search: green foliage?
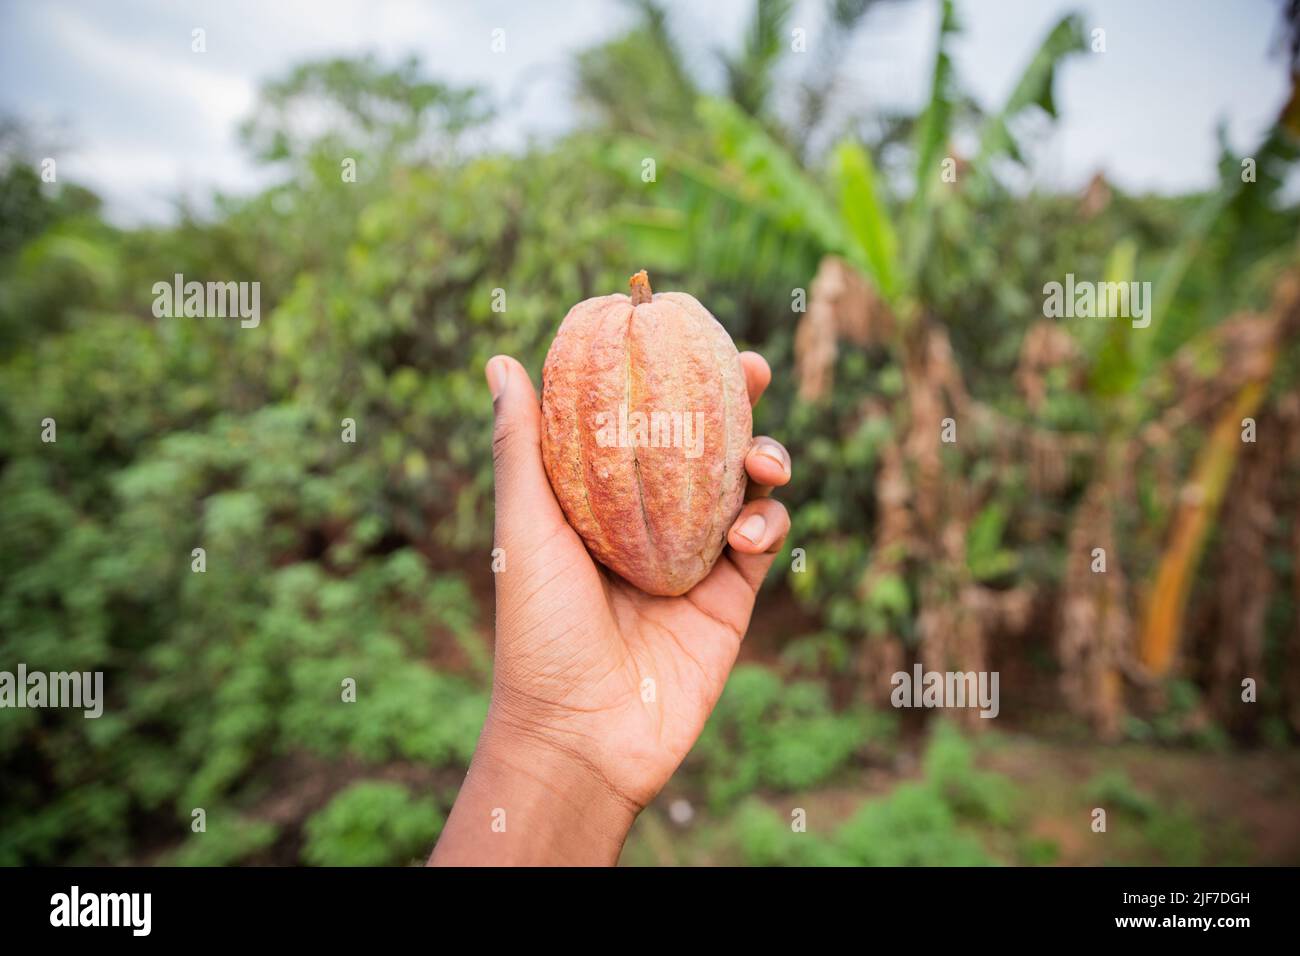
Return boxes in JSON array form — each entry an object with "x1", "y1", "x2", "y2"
[
  {"x1": 695, "y1": 97, "x2": 847, "y2": 255},
  {"x1": 239, "y1": 53, "x2": 490, "y2": 165},
  {"x1": 3, "y1": 0, "x2": 1296, "y2": 867},
  {"x1": 0, "y1": 55, "x2": 604, "y2": 864},
  {"x1": 303, "y1": 782, "x2": 443, "y2": 867},
  {"x1": 732, "y1": 724, "x2": 1009, "y2": 866},
  {"x1": 779, "y1": 630, "x2": 853, "y2": 674},
  {"x1": 1122, "y1": 679, "x2": 1229, "y2": 749},
  {"x1": 922, "y1": 721, "x2": 1016, "y2": 825},
  {"x1": 1140, "y1": 806, "x2": 1205, "y2": 866},
  {"x1": 721, "y1": 0, "x2": 795, "y2": 117},
  {"x1": 1018, "y1": 836, "x2": 1062, "y2": 866},
  {"x1": 575, "y1": 0, "x2": 700, "y2": 139},
  {"x1": 167, "y1": 818, "x2": 280, "y2": 867},
  {"x1": 1085, "y1": 769, "x2": 1158, "y2": 818},
  {"x1": 971, "y1": 15, "x2": 1086, "y2": 175},
  {"x1": 831, "y1": 782, "x2": 995, "y2": 866},
  {"x1": 686, "y1": 665, "x2": 895, "y2": 810},
  {"x1": 902, "y1": 0, "x2": 960, "y2": 284},
  {"x1": 965, "y1": 504, "x2": 1019, "y2": 583},
  {"x1": 1085, "y1": 769, "x2": 1211, "y2": 865},
  {"x1": 832, "y1": 140, "x2": 899, "y2": 297}
]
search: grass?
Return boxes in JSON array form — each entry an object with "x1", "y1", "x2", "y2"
[{"x1": 621, "y1": 727, "x2": 1294, "y2": 866}]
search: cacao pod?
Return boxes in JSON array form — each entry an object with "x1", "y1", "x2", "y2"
[{"x1": 541, "y1": 271, "x2": 752, "y2": 596}]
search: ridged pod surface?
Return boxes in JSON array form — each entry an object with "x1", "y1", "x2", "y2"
[{"x1": 541, "y1": 271, "x2": 751, "y2": 596}]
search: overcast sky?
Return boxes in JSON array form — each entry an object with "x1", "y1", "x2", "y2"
[{"x1": 0, "y1": 0, "x2": 1291, "y2": 223}]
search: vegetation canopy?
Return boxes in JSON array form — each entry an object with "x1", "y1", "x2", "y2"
[{"x1": 1, "y1": 0, "x2": 1298, "y2": 866}]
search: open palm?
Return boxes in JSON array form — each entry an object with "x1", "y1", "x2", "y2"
[{"x1": 485, "y1": 350, "x2": 791, "y2": 812}]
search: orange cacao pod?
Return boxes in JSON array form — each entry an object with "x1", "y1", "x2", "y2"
[{"x1": 541, "y1": 271, "x2": 752, "y2": 596}]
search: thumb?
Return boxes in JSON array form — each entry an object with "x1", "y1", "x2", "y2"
[{"x1": 486, "y1": 355, "x2": 565, "y2": 545}]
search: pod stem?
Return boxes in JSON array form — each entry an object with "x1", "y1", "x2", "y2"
[{"x1": 629, "y1": 270, "x2": 653, "y2": 305}]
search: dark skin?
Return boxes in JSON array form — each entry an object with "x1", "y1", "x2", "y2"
[{"x1": 430, "y1": 351, "x2": 791, "y2": 865}]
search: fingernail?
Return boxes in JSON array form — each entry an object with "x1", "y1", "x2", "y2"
[
  {"x1": 754, "y1": 442, "x2": 788, "y2": 473},
  {"x1": 486, "y1": 356, "x2": 509, "y2": 402},
  {"x1": 735, "y1": 513, "x2": 766, "y2": 544}
]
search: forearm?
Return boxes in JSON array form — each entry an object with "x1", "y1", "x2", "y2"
[{"x1": 428, "y1": 716, "x2": 639, "y2": 866}]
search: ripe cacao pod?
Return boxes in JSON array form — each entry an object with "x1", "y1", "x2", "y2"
[{"x1": 541, "y1": 271, "x2": 752, "y2": 596}]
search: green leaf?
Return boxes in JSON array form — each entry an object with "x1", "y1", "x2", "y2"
[
  {"x1": 1086, "y1": 237, "x2": 1140, "y2": 397},
  {"x1": 966, "y1": 504, "x2": 1019, "y2": 581},
  {"x1": 695, "y1": 97, "x2": 847, "y2": 252},
  {"x1": 722, "y1": 0, "x2": 795, "y2": 116},
  {"x1": 903, "y1": 0, "x2": 960, "y2": 286},
  {"x1": 973, "y1": 14, "x2": 1086, "y2": 172},
  {"x1": 832, "y1": 139, "x2": 900, "y2": 299}
]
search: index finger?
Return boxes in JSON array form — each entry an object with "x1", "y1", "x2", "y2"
[{"x1": 739, "y1": 351, "x2": 771, "y2": 408}]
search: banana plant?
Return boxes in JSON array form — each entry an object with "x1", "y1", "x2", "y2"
[
  {"x1": 1128, "y1": 104, "x2": 1300, "y2": 677},
  {"x1": 601, "y1": 0, "x2": 1086, "y2": 323}
]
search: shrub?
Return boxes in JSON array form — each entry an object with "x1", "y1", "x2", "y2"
[
  {"x1": 686, "y1": 664, "x2": 896, "y2": 810},
  {"x1": 729, "y1": 723, "x2": 1009, "y2": 866},
  {"x1": 303, "y1": 782, "x2": 442, "y2": 867}
]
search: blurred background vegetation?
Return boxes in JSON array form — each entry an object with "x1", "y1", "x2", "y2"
[{"x1": 2, "y1": 0, "x2": 1299, "y2": 866}]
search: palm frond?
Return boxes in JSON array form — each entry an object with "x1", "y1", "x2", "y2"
[
  {"x1": 695, "y1": 97, "x2": 847, "y2": 251},
  {"x1": 832, "y1": 139, "x2": 900, "y2": 298},
  {"x1": 972, "y1": 14, "x2": 1086, "y2": 174},
  {"x1": 901, "y1": 0, "x2": 959, "y2": 287},
  {"x1": 723, "y1": 0, "x2": 795, "y2": 117}
]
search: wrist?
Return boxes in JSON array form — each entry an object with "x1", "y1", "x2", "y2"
[{"x1": 430, "y1": 711, "x2": 640, "y2": 866}]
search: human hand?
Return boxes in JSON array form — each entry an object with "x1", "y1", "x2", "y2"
[{"x1": 429, "y1": 351, "x2": 790, "y2": 865}]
